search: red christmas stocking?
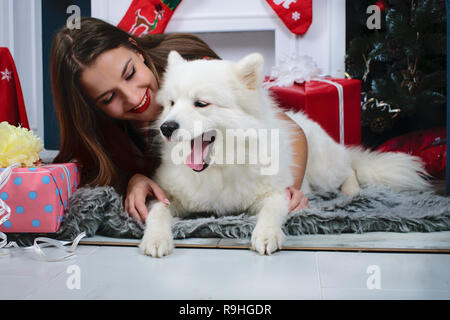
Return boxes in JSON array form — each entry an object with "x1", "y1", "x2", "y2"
[
  {"x1": 118, "y1": 0, "x2": 182, "y2": 37},
  {"x1": 266, "y1": 0, "x2": 313, "y2": 35},
  {"x1": 0, "y1": 47, "x2": 30, "y2": 129}
]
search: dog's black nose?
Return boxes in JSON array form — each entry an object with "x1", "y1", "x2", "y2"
[{"x1": 160, "y1": 121, "x2": 180, "y2": 138}]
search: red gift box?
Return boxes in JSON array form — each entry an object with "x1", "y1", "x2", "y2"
[{"x1": 268, "y1": 78, "x2": 362, "y2": 146}]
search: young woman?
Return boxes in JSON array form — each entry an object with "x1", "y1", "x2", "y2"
[{"x1": 51, "y1": 17, "x2": 309, "y2": 223}]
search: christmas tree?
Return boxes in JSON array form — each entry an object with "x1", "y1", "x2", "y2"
[
  {"x1": 346, "y1": 0, "x2": 446, "y2": 147},
  {"x1": 161, "y1": 0, "x2": 182, "y2": 11}
]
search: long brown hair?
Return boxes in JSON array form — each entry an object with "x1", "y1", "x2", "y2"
[{"x1": 51, "y1": 17, "x2": 220, "y2": 194}]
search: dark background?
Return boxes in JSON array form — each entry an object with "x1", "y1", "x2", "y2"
[{"x1": 42, "y1": 0, "x2": 91, "y2": 150}]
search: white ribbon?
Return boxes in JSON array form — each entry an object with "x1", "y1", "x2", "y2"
[
  {"x1": 0, "y1": 198, "x2": 11, "y2": 226},
  {"x1": 0, "y1": 163, "x2": 86, "y2": 261},
  {"x1": 32, "y1": 232, "x2": 86, "y2": 262},
  {"x1": 47, "y1": 164, "x2": 72, "y2": 198},
  {"x1": 0, "y1": 231, "x2": 86, "y2": 261},
  {"x1": 312, "y1": 78, "x2": 345, "y2": 145},
  {"x1": 0, "y1": 163, "x2": 21, "y2": 255},
  {"x1": 0, "y1": 163, "x2": 21, "y2": 227}
]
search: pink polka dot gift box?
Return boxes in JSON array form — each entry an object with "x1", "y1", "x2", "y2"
[{"x1": 0, "y1": 163, "x2": 80, "y2": 233}]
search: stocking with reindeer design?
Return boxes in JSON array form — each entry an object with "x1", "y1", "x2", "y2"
[{"x1": 118, "y1": 0, "x2": 182, "y2": 36}]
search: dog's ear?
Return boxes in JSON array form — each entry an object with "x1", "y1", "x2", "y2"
[
  {"x1": 167, "y1": 50, "x2": 186, "y2": 68},
  {"x1": 235, "y1": 53, "x2": 264, "y2": 90}
]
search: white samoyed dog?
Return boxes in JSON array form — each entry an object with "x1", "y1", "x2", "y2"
[{"x1": 139, "y1": 51, "x2": 430, "y2": 257}]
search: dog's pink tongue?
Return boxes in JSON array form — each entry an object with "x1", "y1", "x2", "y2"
[{"x1": 186, "y1": 138, "x2": 210, "y2": 171}]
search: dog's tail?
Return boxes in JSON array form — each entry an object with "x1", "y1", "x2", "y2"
[{"x1": 349, "y1": 147, "x2": 431, "y2": 191}]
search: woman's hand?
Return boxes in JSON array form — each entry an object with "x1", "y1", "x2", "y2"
[
  {"x1": 285, "y1": 186, "x2": 309, "y2": 213},
  {"x1": 125, "y1": 173, "x2": 170, "y2": 223}
]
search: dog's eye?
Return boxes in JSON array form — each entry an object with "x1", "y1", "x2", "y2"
[
  {"x1": 169, "y1": 100, "x2": 174, "y2": 107},
  {"x1": 194, "y1": 100, "x2": 210, "y2": 108}
]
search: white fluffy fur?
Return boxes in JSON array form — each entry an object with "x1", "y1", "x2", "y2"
[
  {"x1": 139, "y1": 51, "x2": 430, "y2": 258},
  {"x1": 284, "y1": 111, "x2": 431, "y2": 194}
]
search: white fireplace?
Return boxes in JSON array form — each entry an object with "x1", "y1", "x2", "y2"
[{"x1": 92, "y1": 0, "x2": 346, "y2": 77}]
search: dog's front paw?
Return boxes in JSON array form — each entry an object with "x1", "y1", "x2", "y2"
[
  {"x1": 251, "y1": 225, "x2": 285, "y2": 255},
  {"x1": 139, "y1": 231, "x2": 174, "y2": 258}
]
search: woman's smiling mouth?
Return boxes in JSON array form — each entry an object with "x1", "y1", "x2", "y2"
[{"x1": 130, "y1": 88, "x2": 151, "y2": 113}]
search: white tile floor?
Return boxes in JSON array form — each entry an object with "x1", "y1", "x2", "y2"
[{"x1": 1, "y1": 241, "x2": 449, "y2": 300}]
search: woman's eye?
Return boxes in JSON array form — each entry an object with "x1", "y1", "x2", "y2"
[
  {"x1": 125, "y1": 66, "x2": 135, "y2": 80},
  {"x1": 102, "y1": 93, "x2": 115, "y2": 105},
  {"x1": 194, "y1": 100, "x2": 210, "y2": 108}
]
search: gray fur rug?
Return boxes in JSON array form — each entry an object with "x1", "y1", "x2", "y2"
[{"x1": 8, "y1": 184, "x2": 450, "y2": 246}]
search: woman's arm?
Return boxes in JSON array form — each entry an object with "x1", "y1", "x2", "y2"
[
  {"x1": 276, "y1": 111, "x2": 309, "y2": 211},
  {"x1": 276, "y1": 111, "x2": 308, "y2": 189}
]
